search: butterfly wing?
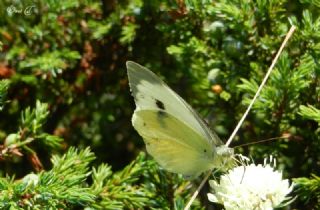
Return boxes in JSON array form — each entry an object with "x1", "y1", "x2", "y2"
[
  {"x1": 133, "y1": 110, "x2": 215, "y2": 177},
  {"x1": 127, "y1": 61, "x2": 222, "y2": 177},
  {"x1": 127, "y1": 61, "x2": 222, "y2": 145}
]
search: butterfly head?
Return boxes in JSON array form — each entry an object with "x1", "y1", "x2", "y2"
[{"x1": 214, "y1": 145, "x2": 234, "y2": 171}]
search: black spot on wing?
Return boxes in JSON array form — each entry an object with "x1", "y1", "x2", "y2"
[
  {"x1": 135, "y1": 93, "x2": 145, "y2": 102},
  {"x1": 139, "y1": 94, "x2": 145, "y2": 99},
  {"x1": 158, "y1": 110, "x2": 166, "y2": 117},
  {"x1": 157, "y1": 110, "x2": 167, "y2": 127},
  {"x1": 155, "y1": 99, "x2": 165, "y2": 110}
]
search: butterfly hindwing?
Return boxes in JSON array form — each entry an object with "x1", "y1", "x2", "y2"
[{"x1": 133, "y1": 110, "x2": 215, "y2": 177}]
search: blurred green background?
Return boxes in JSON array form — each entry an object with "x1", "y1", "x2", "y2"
[{"x1": 0, "y1": 0, "x2": 319, "y2": 209}]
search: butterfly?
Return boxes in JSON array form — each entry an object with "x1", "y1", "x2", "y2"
[{"x1": 127, "y1": 61, "x2": 233, "y2": 178}]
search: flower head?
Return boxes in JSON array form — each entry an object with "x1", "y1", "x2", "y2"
[{"x1": 208, "y1": 157, "x2": 293, "y2": 210}]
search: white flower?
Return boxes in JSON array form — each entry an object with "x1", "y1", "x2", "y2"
[{"x1": 207, "y1": 157, "x2": 293, "y2": 210}]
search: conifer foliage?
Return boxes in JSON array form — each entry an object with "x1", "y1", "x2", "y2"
[{"x1": 0, "y1": 0, "x2": 319, "y2": 209}]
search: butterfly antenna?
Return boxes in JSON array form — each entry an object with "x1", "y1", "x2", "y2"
[
  {"x1": 233, "y1": 136, "x2": 287, "y2": 148},
  {"x1": 225, "y1": 25, "x2": 296, "y2": 147},
  {"x1": 184, "y1": 26, "x2": 296, "y2": 210}
]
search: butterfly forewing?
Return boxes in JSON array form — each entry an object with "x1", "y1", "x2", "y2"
[
  {"x1": 133, "y1": 110, "x2": 216, "y2": 177},
  {"x1": 127, "y1": 61, "x2": 222, "y2": 146}
]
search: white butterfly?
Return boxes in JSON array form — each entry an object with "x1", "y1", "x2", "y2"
[{"x1": 127, "y1": 61, "x2": 233, "y2": 178}]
